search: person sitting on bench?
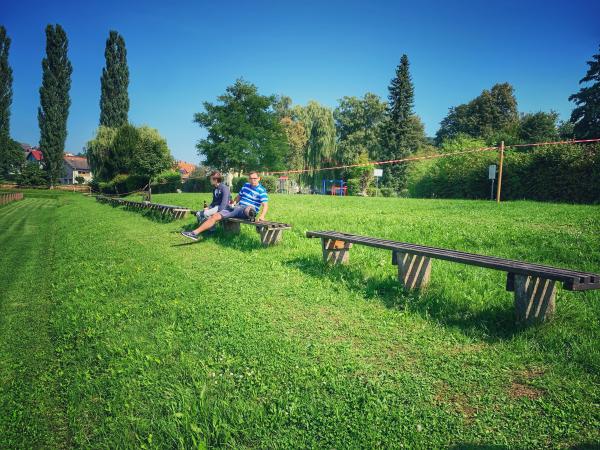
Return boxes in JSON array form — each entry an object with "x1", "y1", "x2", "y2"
[
  {"x1": 197, "y1": 171, "x2": 231, "y2": 223},
  {"x1": 181, "y1": 171, "x2": 269, "y2": 241}
]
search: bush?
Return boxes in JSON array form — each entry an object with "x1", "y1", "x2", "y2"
[
  {"x1": 407, "y1": 142, "x2": 600, "y2": 203},
  {"x1": 233, "y1": 176, "x2": 248, "y2": 193},
  {"x1": 152, "y1": 170, "x2": 182, "y2": 194},
  {"x1": 16, "y1": 162, "x2": 48, "y2": 186},
  {"x1": 381, "y1": 187, "x2": 398, "y2": 197},
  {"x1": 346, "y1": 178, "x2": 361, "y2": 196},
  {"x1": 183, "y1": 167, "x2": 212, "y2": 193},
  {"x1": 261, "y1": 175, "x2": 277, "y2": 193}
]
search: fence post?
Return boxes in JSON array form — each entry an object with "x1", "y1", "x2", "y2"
[{"x1": 496, "y1": 141, "x2": 504, "y2": 203}]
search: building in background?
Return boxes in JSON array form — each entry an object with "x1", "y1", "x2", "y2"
[
  {"x1": 60, "y1": 154, "x2": 91, "y2": 184},
  {"x1": 176, "y1": 161, "x2": 196, "y2": 181}
]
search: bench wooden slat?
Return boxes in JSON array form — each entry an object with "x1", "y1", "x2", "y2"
[{"x1": 306, "y1": 230, "x2": 599, "y2": 291}]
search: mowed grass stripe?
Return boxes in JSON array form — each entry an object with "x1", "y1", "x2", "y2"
[
  {"x1": 50, "y1": 194, "x2": 599, "y2": 448},
  {"x1": 2, "y1": 193, "x2": 599, "y2": 448},
  {"x1": 0, "y1": 196, "x2": 70, "y2": 448}
]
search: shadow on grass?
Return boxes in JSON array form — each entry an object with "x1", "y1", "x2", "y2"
[
  {"x1": 173, "y1": 222, "x2": 264, "y2": 251},
  {"x1": 286, "y1": 255, "x2": 522, "y2": 342}
]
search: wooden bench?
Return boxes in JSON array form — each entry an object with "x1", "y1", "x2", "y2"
[
  {"x1": 0, "y1": 192, "x2": 24, "y2": 205},
  {"x1": 190, "y1": 210, "x2": 292, "y2": 246},
  {"x1": 95, "y1": 195, "x2": 190, "y2": 219},
  {"x1": 306, "y1": 230, "x2": 600, "y2": 324}
]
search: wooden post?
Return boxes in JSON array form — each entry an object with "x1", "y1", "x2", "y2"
[
  {"x1": 496, "y1": 141, "x2": 504, "y2": 203},
  {"x1": 258, "y1": 227, "x2": 282, "y2": 246},
  {"x1": 513, "y1": 274, "x2": 556, "y2": 324}
]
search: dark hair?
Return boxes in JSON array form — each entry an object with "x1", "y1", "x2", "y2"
[
  {"x1": 210, "y1": 171, "x2": 223, "y2": 183},
  {"x1": 248, "y1": 171, "x2": 260, "y2": 178}
]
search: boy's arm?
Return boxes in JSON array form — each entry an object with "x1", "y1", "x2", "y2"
[
  {"x1": 257, "y1": 202, "x2": 268, "y2": 222},
  {"x1": 219, "y1": 185, "x2": 231, "y2": 211}
]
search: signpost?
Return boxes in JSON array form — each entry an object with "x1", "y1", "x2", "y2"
[
  {"x1": 488, "y1": 164, "x2": 497, "y2": 200},
  {"x1": 373, "y1": 169, "x2": 383, "y2": 196}
]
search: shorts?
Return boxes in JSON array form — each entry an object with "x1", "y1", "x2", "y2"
[
  {"x1": 219, "y1": 205, "x2": 255, "y2": 220},
  {"x1": 196, "y1": 206, "x2": 219, "y2": 223}
]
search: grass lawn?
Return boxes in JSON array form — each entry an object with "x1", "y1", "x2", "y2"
[{"x1": 1, "y1": 191, "x2": 599, "y2": 448}]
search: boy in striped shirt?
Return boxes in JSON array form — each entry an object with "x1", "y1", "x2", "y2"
[{"x1": 181, "y1": 171, "x2": 269, "y2": 241}]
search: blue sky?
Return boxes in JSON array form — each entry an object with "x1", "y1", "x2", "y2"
[{"x1": 3, "y1": 0, "x2": 599, "y2": 163}]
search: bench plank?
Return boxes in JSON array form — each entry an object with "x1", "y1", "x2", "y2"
[{"x1": 306, "y1": 231, "x2": 599, "y2": 291}]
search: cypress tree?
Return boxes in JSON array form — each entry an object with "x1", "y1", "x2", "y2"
[
  {"x1": 0, "y1": 25, "x2": 12, "y2": 140},
  {"x1": 0, "y1": 25, "x2": 24, "y2": 180},
  {"x1": 100, "y1": 31, "x2": 129, "y2": 127},
  {"x1": 38, "y1": 24, "x2": 72, "y2": 186},
  {"x1": 382, "y1": 54, "x2": 421, "y2": 192}
]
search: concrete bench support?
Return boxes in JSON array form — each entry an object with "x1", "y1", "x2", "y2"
[
  {"x1": 223, "y1": 220, "x2": 241, "y2": 234},
  {"x1": 321, "y1": 238, "x2": 352, "y2": 264},
  {"x1": 258, "y1": 227, "x2": 283, "y2": 246},
  {"x1": 513, "y1": 274, "x2": 556, "y2": 324},
  {"x1": 393, "y1": 251, "x2": 431, "y2": 290}
]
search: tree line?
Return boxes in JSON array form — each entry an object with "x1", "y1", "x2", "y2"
[
  {"x1": 0, "y1": 25, "x2": 173, "y2": 188},
  {"x1": 195, "y1": 47, "x2": 600, "y2": 195},
  {"x1": 0, "y1": 23, "x2": 598, "y2": 197}
]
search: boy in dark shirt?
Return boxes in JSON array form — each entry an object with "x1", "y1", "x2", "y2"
[{"x1": 197, "y1": 171, "x2": 231, "y2": 223}]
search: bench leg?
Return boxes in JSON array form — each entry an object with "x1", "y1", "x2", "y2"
[
  {"x1": 223, "y1": 221, "x2": 241, "y2": 235},
  {"x1": 321, "y1": 239, "x2": 352, "y2": 264},
  {"x1": 259, "y1": 228, "x2": 282, "y2": 246},
  {"x1": 514, "y1": 275, "x2": 556, "y2": 324},
  {"x1": 394, "y1": 252, "x2": 431, "y2": 290}
]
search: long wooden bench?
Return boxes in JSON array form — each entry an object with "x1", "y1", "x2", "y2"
[
  {"x1": 306, "y1": 230, "x2": 600, "y2": 324},
  {"x1": 0, "y1": 192, "x2": 24, "y2": 206},
  {"x1": 95, "y1": 195, "x2": 190, "y2": 219},
  {"x1": 191, "y1": 210, "x2": 292, "y2": 246}
]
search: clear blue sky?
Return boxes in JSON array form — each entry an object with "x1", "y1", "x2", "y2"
[{"x1": 3, "y1": 0, "x2": 599, "y2": 163}]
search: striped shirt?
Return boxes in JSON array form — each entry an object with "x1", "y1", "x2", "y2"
[{"x1": 239, "y1": 182, "x2": 268, "y2": 211}]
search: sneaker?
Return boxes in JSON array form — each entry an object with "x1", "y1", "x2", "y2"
[
  {"x1": 181, "y1": 231, "x2": 199, "y2": 241},
  {"x1": 246, "y1": 207, "x2": 257, "y2": 222}
]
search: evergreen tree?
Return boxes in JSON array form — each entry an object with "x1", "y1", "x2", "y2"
[
  {"x1": 569, "y1": 45, "x2": 600, "y2": 139},
  {"x1": 0, "y1": 25, "x2": 12, "y2": 139},
  {"x1": 382, "y1": 55, "x2": 425, "y2": 192},
  {"x1": 100, "y1": 31, "x2": 129, "y2": 127},
  {"x1": 38, "y1": 24, "x2": 72, "y2": 186},
  {"x1": 0, "y1": 26, "x2": 24, "y2": 179}
]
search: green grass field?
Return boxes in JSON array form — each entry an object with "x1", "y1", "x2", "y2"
[{"x1": 1, "y1": 191, "x2": 599, "y2": 448}]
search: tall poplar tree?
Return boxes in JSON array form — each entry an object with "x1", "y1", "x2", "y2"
[
  {"x1": 382, "y1": 54, "x2": 424, "y2": 192},
  {"x1": 0, "y1": 25, "x2": 12, "y2": 139},
  {"x1": 100, "y1": 31, "x2": 129, "y2": 127},
  {"x1": 38, "y1": 24, "x2": 72, "y2": 185},
  {"x1": 0, "y1": 25, "x2": 23, "y2": 179}
]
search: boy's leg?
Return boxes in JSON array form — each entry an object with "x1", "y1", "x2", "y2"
[{"x1": 192, "y1": 212, "x2": 223, "y2": 235}]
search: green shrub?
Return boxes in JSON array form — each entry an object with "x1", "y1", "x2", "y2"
[
  {"x1": 346, "y1": 178, "x2": 361, "y2": 196},
  {"x1": 183, "y1": 167, "x2": 212, "y2": 193},
  {"x1": 381, "y1": 187, "x2": 397, "y2": 197},
  {"x1": 233, "y1": 176, "x2": 248, "y2": 193},
  {"x1": 406, "y1": 142, "x2": 600, "y2": 203},
  {"x1": 16, "y1": 162, "x2": 48, "y2": 186},
  {"x1": 152, "y1": 170, "x2": 182, "y2": 194},
  {"x1": 260, "y1": 175, "x2": 277, "y2": 193}
]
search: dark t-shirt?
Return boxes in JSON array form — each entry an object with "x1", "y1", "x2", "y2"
[{"x1": 209, "y1": 182, "x2": 231, "y2": 211}]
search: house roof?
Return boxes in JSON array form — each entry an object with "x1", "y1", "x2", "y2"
[
  {"x1": 27, "y1": 150, "x2": 44, "y2": 161},
  {"x1": 177, "y1": 161, "x2": 196, "y2": 176},
  {"x1": 64, "y1": 155, "x2": 90, "y2": 171}
]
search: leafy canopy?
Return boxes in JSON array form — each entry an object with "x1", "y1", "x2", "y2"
[{"x1": 194, "y1": 79, "x2": 288, "y2": 173}]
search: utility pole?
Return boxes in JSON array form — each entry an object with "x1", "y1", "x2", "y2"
[{"x1": 496, "y1": 141, "x2": 504, "y2": 203}]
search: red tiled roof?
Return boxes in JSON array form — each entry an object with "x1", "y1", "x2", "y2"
[
  {"x1": 177, "y1": 161, "x2": 196, "y2": 176},
  {"x1": 28, "y1": 150, "x2": 43, "y2": 161}
]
